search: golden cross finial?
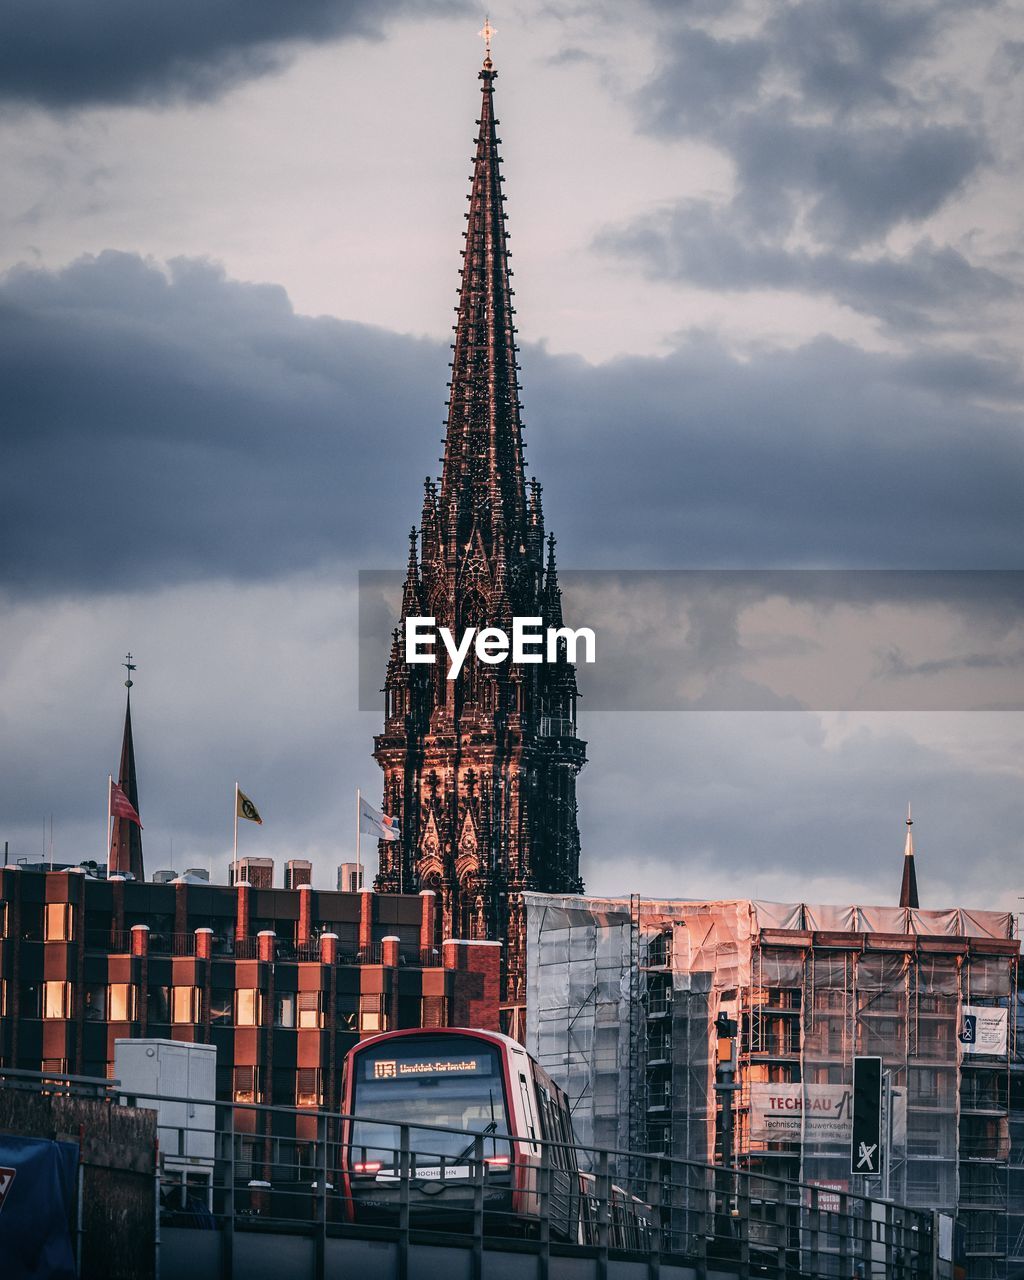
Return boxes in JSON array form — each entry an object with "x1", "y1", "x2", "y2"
[{"x1": 478, "y1": 16, "x2": 496, "y2": 65}]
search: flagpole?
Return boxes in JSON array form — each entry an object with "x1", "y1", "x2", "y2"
[
  {"x1": 233, "y1": 781, "x2": 239, "y2": 882},
  {"x1": 106, "y1": 775, "x2": 112, "y2": 870},
  {"x1": 356, "y1": 788, "x2": 362, "y2": 892}
]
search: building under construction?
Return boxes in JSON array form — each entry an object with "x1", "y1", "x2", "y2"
[{"x1": 525, "y1": 893, "x2": 1021, "y2": 1279}]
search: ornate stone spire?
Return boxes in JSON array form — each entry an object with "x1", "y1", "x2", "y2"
[
  {"x1": 373, "y1": 45, "x2": 586, "y2": 1016},
  {"x1": 439, "y1": 40, "x2": 527, "y2": 564},
  {"x1": 899, "y1": 803, "x2": 919, "y2": 909},
  {"x1": 109, "y1": 654, "x2": 145, "y2": 880}
]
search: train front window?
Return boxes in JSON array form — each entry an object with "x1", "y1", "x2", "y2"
[{"x1": 351, "y1": 1035, "x2": 511, "y2": 1165}]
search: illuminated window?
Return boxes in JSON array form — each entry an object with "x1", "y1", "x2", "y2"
[
  {"x1": 233, "y1": 1066, "x2": 262, "y2": 1103},
  {"x1": 0, "y1": 980, "x2": 6, "y2": 1016},
  {"x1": 43, "y1": 980, "x2": 73, "y2": 1019},
  {"x1": 359, "y1": 994, "x2": 387, "y2": 1034},
  {"x1": 0, "y1": 902, "x2": 7, "y2": 937},
  {"x1": 297, "y1": 992, "x2": 323, "y2": 1029},
  {"x1": 171, "y1": 985, "x2": 200, "y2": 1024},
  {"x1": 44, "y1": 903, "x2": 73, "y2": 942},
  {"x1": 108, "y1": 983, "x2": 136, "y2": 1021},
  {"x1": 296, "y1": 1068, "x2": 322, "y2": 1107},
  {"x1": 235, "y1": 989, "x2": 262, "y2": 1027}
]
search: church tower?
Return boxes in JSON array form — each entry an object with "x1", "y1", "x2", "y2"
[{"x1": 374, "y1": 40, "x2": 586, "y2": 1009}]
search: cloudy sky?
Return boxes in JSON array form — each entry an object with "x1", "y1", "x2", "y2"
[{"x1": 2, "y1": 0, "x2": 1023, "y2": 911}]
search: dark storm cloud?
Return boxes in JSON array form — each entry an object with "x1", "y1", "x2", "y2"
[
  {"x1": 0, "y1": 0, "x2": 462, "y2": 110},
  {"x1": 598, "y1": 200, "x2": 1016, "y2": 332},
  {"x1": 526, "y1": 335, "x2": 1024, "y2": 570},
  {"x1": 3, "y1": 252, "x2": 1024, "y2": 601},
  {"x1": 0, "y1": 252, "x2": 444, "y2": 591},
  {"x1": 613, "y1": 0, "x2": 1003, "y2": 318}
]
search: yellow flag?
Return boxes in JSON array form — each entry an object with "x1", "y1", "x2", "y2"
[{"x1": 236, "y1": 788, "x2": 263, "y2": 825}]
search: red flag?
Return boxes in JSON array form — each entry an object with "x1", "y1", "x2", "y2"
[{"x1": 110, "y1": 779, "x2": 143, "y2": 828}]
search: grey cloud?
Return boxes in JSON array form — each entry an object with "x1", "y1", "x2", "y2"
[
  {"x1": 878, "y1": 645, "x2": 1024, "y2": 679},
  {"x1": 637, "y1": 28, "x2": 768, "y2": 135},
  {"x1": 0, "y1": 0, "x2": 461, "y2": 110},
  {"x1": 598, "y1": 199, "x2": 1015, "y2": 331},
  {"x1": 0, "y1": 252, "x2": 444, "y2": 592},
  {"x1": 3, "y1": 253, "x2": 1024, "y2": 605},
  {"x1": 765, "y1": 0, "x2": 938, "y2": 115},
  {"x1": 622, "y1": 0, "x2": 996, "y2": 302},
  {"x1": 709, "y1": 112, "x2": 985, "y2": 250}
]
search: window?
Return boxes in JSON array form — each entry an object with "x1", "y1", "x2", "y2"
[
  {"x1": 274, "y1": 993, "x2": 295, "y2": 1028},
  {"x1": 148, "y1": 986, "x2": 170, "y2": 1023},
  {"x1": 421, "y1": 995, "x2": 447, "y2": 1028},
  {"x1": 84, "y1": 985, "x2": 107, "y2": 1022},
  {"x1": 172, "y1": 985, "x2": 200, "y2": 1024},
  {"x1": 297, "y1": 991, "x2": 323, "y2": 1030},
  {"x1": 20, "y1": 982, "x2": 41, "y2": 1017},
  {"x1": 359, "y1": 994, "x2": 387, "y2": 1034},
  {"x1": 20, "y1": 906, "x2": 43, "y2": 942},
  {"x1": 0, "y1": 980, "x2": 6, "y2": 1016},
  {"x1": 233, "y1": 1066, "x2": 262, "y2": 1103},
  {"x1": 209, "y1": 990, "x2": 232, "y2": 1023},
  {"x1": 45, "y1": 903, "x2": 73, "y2": 942},
  {"x1": 108, "y1": 983, "x2": 137, "y2": 1022},
  {"x1": 296, "y1": 1068, "x2": 322, "y2": 1107},
  {"x1": 43, "y1": 980, "x2": 72, "y2": 1019},
  {"x1": 0, "y1": 901, "x2": 7, "y2": 938},
  {"x1": 235, "y1": 989, "x2": 263, "y2": 1027},
  {"x1": 236, "y1": 1136, "x2": 257, "y2": 1182}
]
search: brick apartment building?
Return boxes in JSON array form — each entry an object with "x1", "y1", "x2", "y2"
[{"x1": 0, "y1": 866, "x2": 501, "y2": 1111}]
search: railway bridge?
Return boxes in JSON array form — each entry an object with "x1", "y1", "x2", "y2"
[{"x1": 0, "y1": 1067, "x2": 952, "y2": 1280}]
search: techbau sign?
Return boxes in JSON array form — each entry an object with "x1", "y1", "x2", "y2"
[{"x1": 749, "y1": 1084, "x2": 853, "y2": 1143}]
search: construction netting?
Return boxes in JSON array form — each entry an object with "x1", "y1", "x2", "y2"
[{"x1": 526, "y1": 891, "x2": 1017, "y2": 1273}]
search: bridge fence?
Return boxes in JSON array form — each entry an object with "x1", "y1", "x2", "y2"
[{"x1": 0, "y1": 1067, "x2": 943, "y2": 1280}]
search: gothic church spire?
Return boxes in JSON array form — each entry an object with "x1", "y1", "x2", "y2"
[
  {"x1": 440, "y1": 48, "x2": 527, "y2": 559},
  {"x1": 109, "y1": 655, "x2": 144, "y2": 880}
]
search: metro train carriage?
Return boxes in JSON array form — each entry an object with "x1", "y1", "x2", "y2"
[
  {"x1": 339, "y1": 1027, "x2": 580, "y2": 1239},
  {"x1": 578, "y1": 1172, "x2": 655, "y2": 1251}
]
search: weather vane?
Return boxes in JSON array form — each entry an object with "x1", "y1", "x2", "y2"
[
  {"x1": 123, "y1": 652, "x2": 136, "y2": 690},
  {"x1": 478, "y1": 16, "x2": 496, "y2": 64}
]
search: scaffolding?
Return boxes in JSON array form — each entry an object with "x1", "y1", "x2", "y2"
[{"x1": 525, "y1": 893, "x2": 1018, "y2": 1279}]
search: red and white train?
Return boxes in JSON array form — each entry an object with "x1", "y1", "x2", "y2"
[{"x1": 339, "y1": 1027, "x2": 582, "y2": 1238}]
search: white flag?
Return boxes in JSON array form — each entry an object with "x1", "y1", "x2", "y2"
[{"x1": 359, "y1": 795, "x2": 401, "y2": 842}]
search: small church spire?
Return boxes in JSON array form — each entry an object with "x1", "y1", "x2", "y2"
[
  {"x1": 109, "y1": 654, "x2": 145, "y2": 881},
  {"x1": 899, "y1": 803, "x2": 919, "y2": 909}
]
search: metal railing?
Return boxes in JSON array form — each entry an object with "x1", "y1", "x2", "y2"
[{"x1": 0, "y1": 1066, "x2": 939, "y2": 1279}]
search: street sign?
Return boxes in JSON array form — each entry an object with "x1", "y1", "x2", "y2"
[{"x1": 851, "y1": 1056, "x2": 882, "y2": 1176}]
